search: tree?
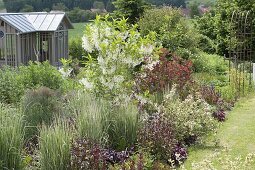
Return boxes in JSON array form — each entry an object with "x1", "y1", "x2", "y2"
[
  {"x1": 139, "y1": 7, "x2": 200, "y2": 56},
  {"x1": 3, "y1": 0, "x2": 25, "y2": 12},
  {"x1": 21, "y1": 4, "x2": 34, "y2": 12},
  {"x1": 113, "y1": 0, "x2": 149, "y2": 24},
  {"x1": 195, "y1": 0, "x2": 255, "y2": 56},
  {"x1": 187, "y1": 0, "x2": 201, "y2": 18},
  {"x1": 93, "y1": 1, "x2": 105, "y2": 10},
  {"x1": 147, "y1": 0, "x2": 186, "y2": 7},
  {"x1": 106, "y1": 0, "x2": 115, "y2": 12},
  {"x1": 52, "y1": 3, "x2": 67, "y2": 11}
]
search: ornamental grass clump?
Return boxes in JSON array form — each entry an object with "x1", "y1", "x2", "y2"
[
  {"x1": 67, "y1": 91, "x2": 109, "y2": 144},
  {"x1": 67, "y1": 91, "x2": 139, "y2": 150},
  {"x1": 0, "y1": 103, "x2": 24, "y2": 169},
  {"x1": 22, "y1": 87, "x2": 62, "y2": 140},
  {"x1": 39, "y1": 119, "x2": 72, "y2": 170},
  {"x1": 108, "y1": 104, "x2": 139, "y2": 151}
]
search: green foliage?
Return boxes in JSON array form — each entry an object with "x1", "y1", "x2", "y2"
[
  {"x1": 39, "y1": 120, "x2": 72, "y2": 170},
  {"x1": 0, "y1": 62, "x2": 70, "y2": 104},
  {"x1": 197, "y1": 34, "x2": 217, "y2": 54},
  {"x1": 187, "y1": 0, "x2": 201, "y2": 18},
  {"x1": 69, "y1": 38, "x2": 85, "y2": 60},
  {"x1": 19, "y1": 61, "x2": 66, "y2": 90},
  {"x1": 195, "y1": 12, "x2": 217, "y2": 41},
  {"x1": 219, "y1": 68, "x2": 254, "y2": 102},
  {"x1": 67, "y1": 8, "x2": 97, "y2": 23},
  {"x1": 0, "y1": 0, "x2": 5, "y2": 10},
  {"x1": 0, "y1": 104, "x2": 24, "y2": 170},
  {"x1": 193, "y1": 73, "x2": 228, "y2": 87},
  {"x1": 147, "y1": 0, "x2": 186, "y2": 7},
  {"x1": 2, "y1": 0, "x2": 192, "y2": 13},
  {"x1": 3, "y1": 0, "x2": 94, "y2": 12},
  {"x1": 52, "y1": 2, "x2": 67, "y2": 11},
  {"x1": 21, "y1": 4, "x2": 34, "y2": 12},
  {"x1": 113, "y1": 0, "x2": 149, "y2": 24},
  {"x1": 93, "y1": 1, "x2": 105, "y2": 10},
  {"x1": 191, "y1": 52, "x2": 228, "y2": 74},
  {"x1": 0, "y1": 66, "x2": 24, "y2": 103},
  {"x1": 22, "y1": 87, "x2": 62, "y2": 140},
  {"x1": 106, "y1": 0, "x2": 115, "y2": 12},
  {"x1": 139, "y1": 7, "x2": 199, "y2": 56},
  {"x1": 195, "y1": 0, "x2": 255, "y2": 56}
]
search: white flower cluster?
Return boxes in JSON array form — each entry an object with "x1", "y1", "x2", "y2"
[
  {"x1": 59, "y1": 68, "x2": 73, "y2": 78},
  {"x1": 79, "y1": 78, "x2": 93, "y2": 89},
  {"x1": 82, "y1": 36, "x2": 93, "y2": 53},
  {"x1": 140, "y1": 44, "x2": 154, "y2": 56},
  {"x1": 82, "y1": 24, "x2": 113, "y2": 53}
]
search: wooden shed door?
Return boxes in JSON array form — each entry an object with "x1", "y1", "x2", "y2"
[{"x1": 39, "y1": 32, "x2": 51, "y2": 62}]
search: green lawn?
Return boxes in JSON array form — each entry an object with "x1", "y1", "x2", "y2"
[
  {"x1": 0, "y1": 0, "x2": 5, "y2": 11},
  {"x1": 69, "y1": 22, "x2": 88, "y2": 42},
  {"x1": 183, "y1": 95, "x2": 255, "y2": 169}
]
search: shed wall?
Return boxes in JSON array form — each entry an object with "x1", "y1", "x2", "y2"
[
  {"x1": 0, "y1": 20, "x2": 19, "y2": 67},
  {"x1": 0, "y1": 14, "x2": 71, "y2": 67}
]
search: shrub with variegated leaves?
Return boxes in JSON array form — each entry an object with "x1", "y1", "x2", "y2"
[{"x1": 162, "y1": 86, "x2": 218, "y2": 143}]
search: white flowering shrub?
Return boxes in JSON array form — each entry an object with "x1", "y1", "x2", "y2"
[
  {"x1": 79, "y1": 15, "x2": 160, "y2": 102},
  {"x1": 162, "y1": 86, "x2": 218, "y2": 143}
]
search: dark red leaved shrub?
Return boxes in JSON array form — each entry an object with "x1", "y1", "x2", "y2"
[
  {"x1": 200, "y1": 85, "x2": 230, "y2": 122},
  {"x1": 200, "y1": 85, "x2": 221, "y2": 106},
  {"x1": 135, "y1": 48, "x2": 193, "y2": 95},
  {"x1": 138, "y1": 113, "x2": 176, "y2": 161},
  {"x1": 71, "y1": 139, "x2": 134, "y2": 169},
  {"x1": 171, "y1": 144, "x2": 188, "y2": 166},
  {"x1": 213, "y1": 109, "x2": 226, "y2": 122}
]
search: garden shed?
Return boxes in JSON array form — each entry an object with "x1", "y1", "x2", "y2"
[{"x1": 0, "y1": 12, "x2": 73, "y2": 67}]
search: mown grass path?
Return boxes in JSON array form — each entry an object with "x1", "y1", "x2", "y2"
[{"x1": 184, "y1": 95, "x2": 255, "y2": 169}]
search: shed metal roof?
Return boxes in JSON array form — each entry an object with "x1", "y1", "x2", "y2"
[{"x1": 0, "y1": 12, "x2": 73, "y2": 33}]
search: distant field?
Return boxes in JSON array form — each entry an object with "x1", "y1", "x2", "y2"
[
  {"x1": 0, "y1": 0, "x2": 5, "y2": 11},
  {"x1": 69, "y1": 22, "x2": 88, "y2": 42}
]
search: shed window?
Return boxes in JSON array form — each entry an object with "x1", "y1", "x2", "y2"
[
  {"x1": 42, "y1": 41, "x2": 48, "y2": 52},
  {"x1": 0, "y1": 31, "x2": 4, "y2": 38}
]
